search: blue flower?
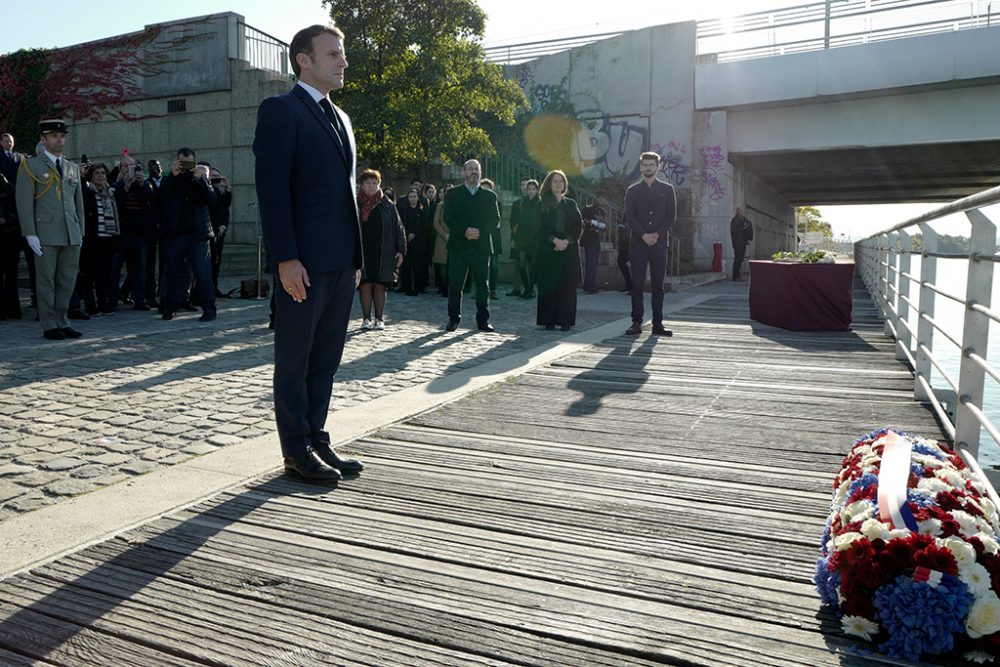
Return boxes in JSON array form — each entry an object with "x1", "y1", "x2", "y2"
[
  {"x1": 814, "y1": 557, "x2": 841, "y2": 609},
  {"x1": 849, "y1": 473, "x2": 879, "y2": 497},
  {"x1": 910, "y1": 462, "x2": 925, "y2": 478},
  {"x1": 913, "y1": 443, "x2": 946, "y2": 460},
  {"x1": 873, "y1": 574, "x2": 973, "y2": 660},
  {"x1": 820, "y1": 517, "x2": 833, "y2": 554},
  {"x1": 906, "y1": 489, "x2": 938, "y2": 509}
]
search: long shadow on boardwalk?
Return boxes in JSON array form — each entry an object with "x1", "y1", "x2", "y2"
[{"x1": 565, "y1": 337, "x2": 656, "y2": 416}]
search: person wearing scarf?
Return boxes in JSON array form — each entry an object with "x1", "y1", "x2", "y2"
[
  {"x1": 356, "y1": 169, "x2": 406, "y2": 330},
  {"x1": 80, "y1": 163, "x2": 123, "y2": 314}
]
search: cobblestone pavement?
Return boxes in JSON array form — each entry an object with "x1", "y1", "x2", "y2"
[{"x1": 0, "y1": 280, "x2": 632, "y2": 522}]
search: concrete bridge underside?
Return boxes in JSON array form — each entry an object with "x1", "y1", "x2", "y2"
[{"x1": 740, "y1": 139, "x2": 1000, "y2": 205}]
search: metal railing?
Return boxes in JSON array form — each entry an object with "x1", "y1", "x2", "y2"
[
  {"x1": 485, "y1": 0, "x2": 996, "y2": 65},
  {"x1": 855, "y1": 186, "x2": 1000, "y2": 486},
  {"x1": 481, "y1": 153, "x2": 681, "y2": 279},
  {"x1": 239, "y1": 22, "x2": 291, "y2": 76}
]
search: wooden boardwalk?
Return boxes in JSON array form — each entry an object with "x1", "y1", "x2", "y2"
[{"x1": 0, "y1": 282, "x2": 953, "y2": 666}]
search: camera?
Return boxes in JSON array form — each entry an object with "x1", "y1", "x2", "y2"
[
  {"x1": 178, "y1": 159, "x2": 196, "y2": 172},
  {"x1": 210, "y1": 177, "x2": 221, "y2": 185}
]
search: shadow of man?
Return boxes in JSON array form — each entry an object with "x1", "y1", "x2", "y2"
[{"x1": 565, "y1": 335, "x2": 657, "y2": 417}]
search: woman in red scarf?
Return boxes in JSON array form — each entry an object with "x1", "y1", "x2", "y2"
[{"x1": 357, "y1": 169, "x2": 406, "y2": 330}]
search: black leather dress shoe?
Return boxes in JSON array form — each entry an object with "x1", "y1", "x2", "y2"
[
  {"x1": 651, "y1": 324, "x2": 673, "y2": 336},
  {"x1": 68, "y1": 310, "x2": 90, "y2": 320},
  {"x1": 625, "y1": 322, "x2": 642, "y2": 335},
  {"x1": 198, "y1": 312, "x2": 217, "y2": 322},
  {"x1": 284, "y1": 447, "x2": 342, "y2": 482},
  {"x1": 43, "y1": 328, "x2": 66, "y2": 340},
  {"x1": 445, "y1": 320, "x2": 459, "y2": 332},
  {"x1": 162, "y1": 311, "x2": 174, "y2": 320},
  {"x1": 477, "y1": 322, "x2": 495, "y2": 332},
  {"x1": 60, "y1": 327, "x2": 82, "y2": 339},
  {"x1": 312, "y1": 443, "x2": 364, "y2": 473}
]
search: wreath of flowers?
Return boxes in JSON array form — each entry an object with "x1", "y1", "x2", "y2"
[{"x1": 816, "y1": 428, "x2": 1000, "y2": 662}]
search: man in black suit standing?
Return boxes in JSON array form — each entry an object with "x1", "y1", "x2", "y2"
[
  {"x1": 0, "y1": 133, "x2": 21, "y2": 184},
  {"x1": 253, "y1": 24, "x2": 365, "y2": 482},
  {"x1": 444, "y1": 159, "x2": 499, "y2": 332}
]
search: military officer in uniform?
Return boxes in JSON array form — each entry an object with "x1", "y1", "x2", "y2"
[{"x1": 15, "y1": 119, "x2": 86, "y2": 340}]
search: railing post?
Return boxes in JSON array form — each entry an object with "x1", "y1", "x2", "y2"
[
  {"x1": 896, "y1": 230, "x2": 912, "y2": 361},
  {"x1": 914, "y1": 224, "x2": 938, "y2": 402},
  {"x1": 955, "y1": 210, "x2": 996, "y2": 458},
  {"x1": 885, "y1": 231, "x2": 900, "y2": 338}
]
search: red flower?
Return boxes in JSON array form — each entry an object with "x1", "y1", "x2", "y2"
[
  {"x1": 913, "y1": 544, "x2": 959, "y2": 576},
  {"x1": 936, "y1": 491, "x2": 963, "y2": 512},
  {"x1": 877, "y1": 538, "x2": 915, "y2": 578},
  {"x1": 841, "y1": 594, "x2": 877, "y2": 619}
]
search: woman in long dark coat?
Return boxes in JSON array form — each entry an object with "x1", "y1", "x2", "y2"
[
  {"x1": 535, "y1": 169, "x2": 582, "y2": 331},
  {"x1": 357, "y1": 169, "x2": 406, "y2": 330}
]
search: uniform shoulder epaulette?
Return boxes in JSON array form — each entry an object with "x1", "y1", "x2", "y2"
[{"x1": 19, "y1": 157, "x2": 57, "y2": 200}]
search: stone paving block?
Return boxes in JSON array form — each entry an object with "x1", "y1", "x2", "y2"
[
  {"x1": 182, "y1": 443, "x2": 220, "y2": 456},
  {"x1": 207, "y1": 435, "x2": 241, "y2": 447},
  {"x1": 91, "y1": 473, "x2": 130, "y2": 487},
  {"x1": 89, "y1": 453, "x2": 132, "y2": 467},
  {"x1": 137, "y1": 447, "x2": 174, "y2": 461},
  {"x1": 0, "y1": 463, "x2": 34, "y2": 477},
  {"x1": 121, "y1": 460, "x2": 160, "y2": 476},
  {"x1": 101, "y1": 440, "x2": 147, "y2": 453},
  {"x1": 214, "y1": 422, "x2": 248, "y2": 435},
  {"x1": 13, "y1": 471, "x2": 61, "y2": 488},
  {"x1": 15, "y1": 452, "x2": 60, "y2": 465},
  {"x1": 38, "y1": 441, "x2": 78, "y2": 454},
  {"x1": 6, "y1": 494, "x2": 55, "y2": 513},
  {"x1": 39, "y1": 457, "x2": 87, "y2": 472},
  {"x1": 0, "y1": 481, "x2": 22, "y2": 504},
  {"x1": 72, "y1": 464, "x2": 115, "y2": 479},
  {"x1": 45, "y1": 478, "x2": 99, "y2": 497}
]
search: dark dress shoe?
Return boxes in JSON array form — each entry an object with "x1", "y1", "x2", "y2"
[
  {"x1": 520, "y1": 290, "x2": 535, "y2": 299},
  {"x1": 181, "y1": 302, "x2": 198, "y2": 312},
  {"x1": 147, "y1": 298, "x2": 159, "y2": 308},
  {"x1": 43, "y1": 328, "x2": 66, "y2": 340},
  {"x1": 445, "y1": 320, "x2": 459, "y2": 332},
  {"x1": 133, "y1": 304, "x2": 151, "y2": 311},
  {"x1": 560, "y1": 325, "x2": 572, "y2": 331},
  {"x1": 544, "y1": 324, "x2": 555, "y2": 331},
  {"x1": 651, "y1": 324, "x2": 673, "y2": 337},
  {"x1": 312, "y1": 443, "x2": 364, "y2": 473},
  {"x1": 477, "y1": 322, "x2": 495, "y2": 332},
  {"x1": 68, "y1": 310, "x2": 90, "y2": 320},
  {"x1": 284, "y1": 447, "x2": 342, "y2": 482},
  {"x1": 617, "y1": 286, "x2": 632, "y2": 293},
  {"x1": 162, "y1": 311, "x2": 174, "y2": 320},
  {"x1": 60, "y1": 327, "x2": 83, "y2": 339},
  {"x1": 625, "y1": 322, "x2": 643, "y2": 335},
  {"x1": 506, "y1": 288, "x2": 522, "y2": 297},
  {"x1": 198, "y1": 312, "x2": 217, "y2": 322}
]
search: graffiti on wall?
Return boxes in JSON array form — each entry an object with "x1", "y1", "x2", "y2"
[
  {"x1": 573, "y1": 109, "x2": 648, "y2": 180},
  {"x1": 698, "y1": 145, "x2": 726, "y2": 201},
  {"x1": 650, "y1": 140, "x2": 689, "y2": 187},
  {"x1": 529, "y1": 84, "x2": 569, "y2": 113}
]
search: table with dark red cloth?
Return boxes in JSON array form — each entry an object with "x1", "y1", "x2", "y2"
[{"x1": 749, "y1": 260, "x2": 855, "y2": 331}]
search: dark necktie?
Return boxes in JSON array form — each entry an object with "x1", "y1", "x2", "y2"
[
  {"x1": 318, "y1": 98, "x2": 349, "y2": 151},
  {"x1": 56, "y1": 158, "x2": 63, "y2": 177}
]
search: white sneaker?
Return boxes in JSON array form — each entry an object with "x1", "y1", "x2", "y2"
[
  {"x1": 374, "y1": 319, "x2": 385, "y2": 330},
  {"x1": 361, "y1": 319, "x2": 374, "y2": 330}
]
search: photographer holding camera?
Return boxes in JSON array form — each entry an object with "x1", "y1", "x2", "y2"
[
  {"x1": 155, "y1": 147, "x2": 217, "y2": 322},
  {"x1": 111, "y1": 156, "x2": 154, "y2": 310},
  {"x1": 207, "y1": 165, "x2": 232, "y2": 297}
]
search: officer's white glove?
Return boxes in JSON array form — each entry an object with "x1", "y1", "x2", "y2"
[{"x1": 26, "y1": 236, "x2": 42, "y2": 256}]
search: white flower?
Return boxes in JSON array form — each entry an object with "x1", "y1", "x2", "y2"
[
  {"x1": 941, "y1": 537, "x2": 977, "y2": 571},
  {"x1": 975, "y1": 532, "x2": 1000, "y2": 555},
  {"x1": 861, "y1": 518, "x2": 891, "y2": 540},
  {"x1": 961, "y1": 562, "x2": 994, "y2": 596},
  {"x1": 964, "y1": 650, "x2": 994, "y2": 664},
  {"x1": 953, "y1": 510, "x2": 981, "y2": 537},
  {"x1": 913, "y1": 454, "x2": 944, "y2": 469},
  {"x1": 842, "y1": 615, "x2": 880, "y2": 641},
  {"x1": 833, "y1": 532, "x2": 864, "y2": 551},
  {"x1": 833, "y1": 481, "x2": 851, "y2": 507},
  {"x1": 887, "y1": 528, "x2": 912, "y2": 541},
  {"x1": 917, "y1": 477, "x2": 950, "y2": 495},
  {"x1": 967, "y1": 592, "x2": 1000, "y2": 638},
  {"x1": 842, "y1": 500, "x2": 874, "y2": 525},
  {"x1": 917, "y1": 518, "x2": 943, "y2": 537},
  {"x1": 936, "y1": 467, "x2": 964, "y2": 487}
]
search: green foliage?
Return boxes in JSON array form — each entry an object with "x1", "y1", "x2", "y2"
[
  {"x1": 0, "y1": 49, "x2": 55, "y2": 150},
  {"x1": 771, "y1": 250, "x2": 829, "y2": 263},
  {"x1": 910, "y1": 233, "x2": 970, "y2": 254},
  {"x1": 323, "y1": 0, "x2": 528, "y2": 174},
  {"x1": 796, "y1": 205, "x2": 833, "y2": 238}
]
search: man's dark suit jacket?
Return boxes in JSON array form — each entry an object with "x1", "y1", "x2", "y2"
[
  {"x1": 443, "y1": 185, "x2": 500, "y2": 257},
  {"x1": 0, "y1": 151, "x2": 22, "y2": 186},
  {"x1": 253, "y1": 85, "x2": 362, "y2": 273}
]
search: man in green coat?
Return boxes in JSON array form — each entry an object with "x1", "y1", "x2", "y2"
[
  {"x1": 444, "y1": 159, "x2": 499, "y2": 332},
  {"x1": 15, "y1": 119, "x2": 85, "y2": 340}
]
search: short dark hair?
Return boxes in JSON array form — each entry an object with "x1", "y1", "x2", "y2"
[
  {"x1": 0, "y1": 132, "x2": 12, "y2": 140},
  {"x1": 290, "y1": 25, "x2": 345, "y2": 77},
  {"x1": 360, "y1": 168, "x2": 382, "y2": 184},
  {"x1": 90, "y1": 162, "x2": 110, "y2": 176},
  {"x1": 177, "y1": 147, "x2": 196, "y2": 159},
  {"x1": 196, "y1": 160, "x2": 211, "y2": 168},
  {"x1": 640, "y1": 151, "x2": 661, "y2": 164},
  {"x1": 410, "y1": 179, "x2": 422, "y2": 185},
  {"x1": 525, "y1": 179, "x2": 539, "y2": 189}
]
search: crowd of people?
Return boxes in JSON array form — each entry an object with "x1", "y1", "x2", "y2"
[
  {"x1": 0, "y1": 127, "x2": 234, "y2": 338},
  {"x1": 0, "y1": 121, "x2": 683, "y2": 341}
]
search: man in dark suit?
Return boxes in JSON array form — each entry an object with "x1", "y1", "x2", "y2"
[
  {"x1": 253, "y1": 24, "x2": 365, "y2": 482},
  {"x1": 730, "y1": 207, "x2": 754, "y2": 281},
  {"x1": 0, "y1": 133, "x2": 22, "y2": 184},
  {"x1": 624, "y1": 151, "x2": 676, "y2": 336},
  {"x1": 444, "y1": 159, "x2": 500, "y2": 332}
]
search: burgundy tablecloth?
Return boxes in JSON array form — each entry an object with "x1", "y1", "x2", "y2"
[{"x1": 749, "y1": 261, "x2": 855, "y2": 331}]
